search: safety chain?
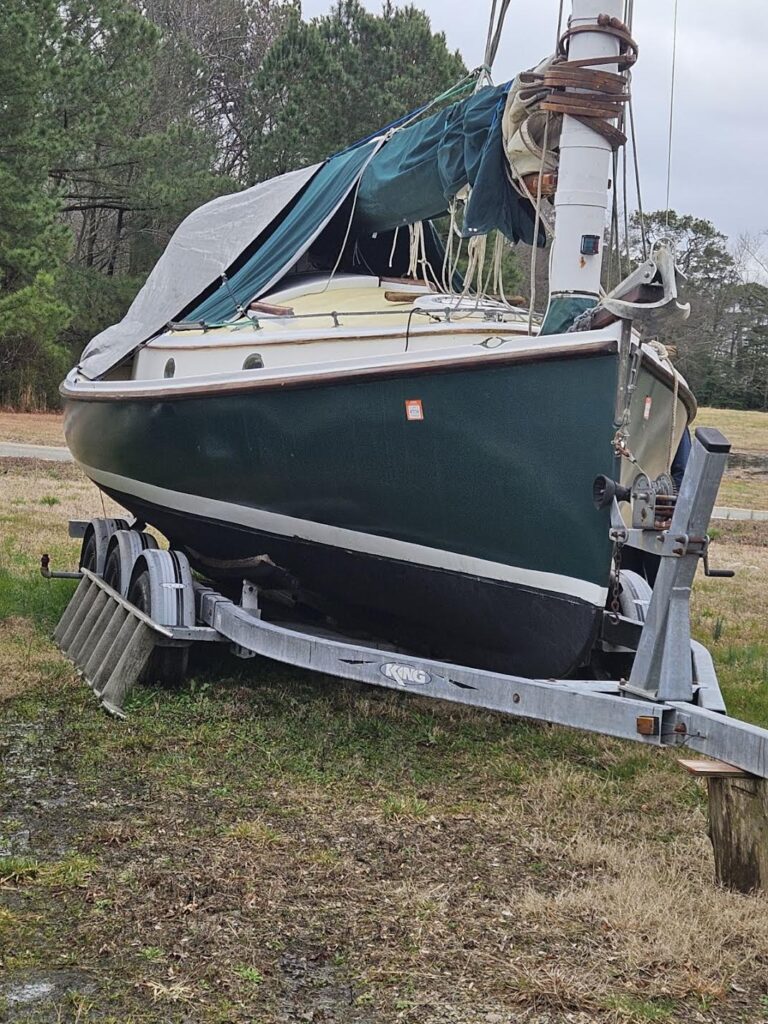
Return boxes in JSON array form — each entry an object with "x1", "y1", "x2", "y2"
[{"x1": 518, "y1": 14, "x2": 638, "y2": 150}]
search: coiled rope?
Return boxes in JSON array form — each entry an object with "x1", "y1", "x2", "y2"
[{"x1": 518, "y1": 14, "x2": 638, "y2": 152}]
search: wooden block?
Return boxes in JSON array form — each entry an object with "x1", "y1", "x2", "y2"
[
  {"x1": 678, "y1": 758, "x2": 751, "y2": 779},
  {"x1": 707, "y1": 775, "x2": 768, "y2": 893},
  {"x1": 384, "y1": 290, "x2": 430, "y2": 304}
]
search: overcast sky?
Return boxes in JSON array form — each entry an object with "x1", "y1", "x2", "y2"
[{"x1": 302, "y1": 0, "x2": 768, "y2": 257}]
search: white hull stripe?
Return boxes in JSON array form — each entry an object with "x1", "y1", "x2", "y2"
[{"x1": 83, "y1": 463, "x2": 609, "y2": 606}]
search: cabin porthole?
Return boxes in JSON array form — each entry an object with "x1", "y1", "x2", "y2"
[
  {"x1": 163, "y1": 358, "x2": 176, "y2": 379},
  {"x1": 243, "y1": 353, "x2": 264, "y2": 370}
]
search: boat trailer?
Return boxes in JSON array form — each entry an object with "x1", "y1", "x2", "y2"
[{"x1": 44, "y1": 427, "x2": 768, "y2": 779}]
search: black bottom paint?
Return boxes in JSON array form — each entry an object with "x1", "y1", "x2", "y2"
[{"x1": 103, "y1": 487, "x2": 601, "y2": 679}]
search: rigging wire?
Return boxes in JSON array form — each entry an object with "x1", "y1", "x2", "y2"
[
  {"x1": 665, "y1": 0, "x2": 680, "y2": 228},
  {"x1": 607, "y1": 149, "x2": 620, "y2": 290},
  {"x1": 528, "y1": 112, "x2": 550, "y2": 334},
  {"x1": 481, "y1": 0, "x2": 499, "y2": 85},
  {"x1": 555, "y1": 0, "x2": 565, "y2": 47},
  {"x1": 628, "y1": 96, "x2": 648, "y2": 260},
  {"x1": 480, "y1": 0, "x2": 513, "y2": 86},
  {"x1": 621, "y1": 114, "x2": 631, "y2": 268}
]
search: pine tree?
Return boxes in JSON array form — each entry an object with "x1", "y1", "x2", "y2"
[
  {"x1": 247, "y1": 1, "x2": 466, "y2": 181},
  {"x1": 0, "y1": 1, "x2": 72, "y2": 408}
]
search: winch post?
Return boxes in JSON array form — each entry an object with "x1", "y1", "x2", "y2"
[{"x1": 627, "y1": 428, "x2": 730, "y2": 702}]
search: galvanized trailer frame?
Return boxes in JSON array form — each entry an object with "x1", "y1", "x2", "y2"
[{"x1": 48, "y1": 427, "x2": 768, "y2": 779}]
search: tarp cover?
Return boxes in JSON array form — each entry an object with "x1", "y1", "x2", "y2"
[
  {"x1": 189, "y1": 141, "x2": 381, "y2": 325},
  {"x1": 353, "y1": 84, "x2": 541, "y2": 245},
  {"x1": 76, "y1": 83, "x2": 542, "y2": 380},
  {"x1": 77, "y1": 164, "x2": 319, "y2": 379}
]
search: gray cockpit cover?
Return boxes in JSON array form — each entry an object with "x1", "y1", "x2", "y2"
[{"x1": 77, "y1": 164, "x2": 319, "y2": 380}]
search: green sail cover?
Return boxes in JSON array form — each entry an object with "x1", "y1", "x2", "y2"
[
  {"x1": 354, "y1": 84, "x2": 542, "y2": 245},
  {"x1": 191, "y1": 84, "x2": 543, "y2": 324},
  {"x1": 189, "y1": 141, "x2": 380, "y2": 324}
]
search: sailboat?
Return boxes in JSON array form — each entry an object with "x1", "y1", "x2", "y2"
[{"x1": 62, "y1": 0, "x2": 692, "y2": 679}]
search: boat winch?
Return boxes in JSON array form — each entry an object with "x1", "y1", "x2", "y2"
[{"x1": 593, "y1": 471, "x2": 676, "y2": 530}]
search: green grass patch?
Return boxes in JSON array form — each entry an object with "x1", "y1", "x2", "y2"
[
  {"x1": 0, "y1": 853, "x2": 94, "y2": 888},
  {"x1": 0, "y1": 563, "x2": 77, "y2": 630},
  {"x1": 603, "y1": 994, "x2": 677, "y2": 1021}
]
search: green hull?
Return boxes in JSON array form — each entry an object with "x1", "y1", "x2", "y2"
[{"x1": 64, "y1": 343, "x2": 685, "y2": 676}]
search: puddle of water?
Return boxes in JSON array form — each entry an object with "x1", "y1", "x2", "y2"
[
  {"x1": 6, "y1": 979, "x2": 56, "y2": 1004},
  {"x1": 0, "y1": 969, "x2": 95, "y2": 1017}
]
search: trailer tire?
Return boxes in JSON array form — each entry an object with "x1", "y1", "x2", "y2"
[
  {"x1": 79, "y1": 517, "x2": 129, "y2": 576},
  {"x1": 126, "y1": 549, "x2": 194, "y2": 686},
  {"x1": 618, "y1": 569, "x2": 652, "y2": 624},
  {"x1": 103, "y1": 529, "x2": 158, "y2": 597},
  {"x1": 80, "y1": 532, "x2": 99, "y2": 574}
]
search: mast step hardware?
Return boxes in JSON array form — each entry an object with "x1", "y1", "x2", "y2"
[{"x1": 53, "y1": 568, "x2": 220, "y2": 717}]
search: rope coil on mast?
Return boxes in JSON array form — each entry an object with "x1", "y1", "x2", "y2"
[{"x1": 517, "y1": 15, "x2": 638, "y2": 151}]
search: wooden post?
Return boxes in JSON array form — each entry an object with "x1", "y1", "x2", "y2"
[{"x1": 680, "y1": 759, "x2": 768, "y2": 893}]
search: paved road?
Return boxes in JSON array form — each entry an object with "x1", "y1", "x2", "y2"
[
  {"x1": 0, "y1": 442, "x2": 73, "y2": 462},
  {"x1": 712, "y1": 505, "x2": 768, "y2": 522}
]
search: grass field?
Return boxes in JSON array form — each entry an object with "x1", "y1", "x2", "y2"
[
  {"x1": 1, "y1": 413, "x2": 768, "y2": 1023},
  {"x1": 0, "y1": 412, "x2": 66, "y2": 447},
  {"x1": 697, "y1": 407, "x2": 768, "y2": 454}
]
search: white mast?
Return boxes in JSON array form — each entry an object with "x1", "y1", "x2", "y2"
[{"x1": 547, "y1": 0, "x2": 624, "y2": 312}]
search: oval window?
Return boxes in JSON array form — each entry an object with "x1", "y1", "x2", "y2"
[
  {"x1": 163, "y1": 358, "x2": 175, "y2": 379},
  {"x1": 243, "y1": 353, "x2": 264, "y2": 370}
]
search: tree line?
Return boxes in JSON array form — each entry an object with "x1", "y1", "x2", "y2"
[{"x1": 1, "y1": 0, "x2": 766, "y2": 411}]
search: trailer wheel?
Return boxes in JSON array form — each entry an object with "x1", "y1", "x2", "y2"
[
  {"x1": 80, "y1": 532, "x2": 99, "y2": 573},
  {"x1": 79, "y1": 517, "x2": 129, "y2": 576},
  {"x1": 126, "y1": 549, "x2": 194, "y2": 686},
  {"x1": 618, "y1": 569, "x2": 652, "y2": 624},
  {"x1": 103, "y1": 529, "x2": 158, "y2": 597}
]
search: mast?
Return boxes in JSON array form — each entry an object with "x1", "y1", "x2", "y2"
[{"x1": 546, "y1": 0, "x2": 624, "y2": 324}]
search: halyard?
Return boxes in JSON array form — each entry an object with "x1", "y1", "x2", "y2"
[{"x1": 1, "y1": 414, "x2": 768, "y2": 1023}]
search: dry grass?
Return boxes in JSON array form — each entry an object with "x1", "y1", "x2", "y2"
[
  {"x1": 0, "y1": 617, "x2": 72, "y2": 699},
  {"x1": 1, "y1": 445, "x2": 768, "y2": 1022},
  {"x1": 717, "y1": 470, "x2": 768, "y2": 511},
  {"x1": 696, "y1": 406, "x2": 768, "y2": 453},
  {"x1": 0, "y1": 411, "x2": 66, "y2": 447}
]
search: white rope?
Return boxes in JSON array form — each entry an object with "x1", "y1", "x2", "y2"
[
  {"x1": 418, "y1": 221, "x2": 442, "y2": 290},
  {"x1": 449, "y1": 231, "x2": 465, "y2": 295},
  {"x1": 319, "y1": 137, "x2": 387, "y2": 295},
  {"x1": 441, "y1": 201, "x2": 461, "y2": 293},
  {"x1": 647, "y1": 340, "x2": 680, "y2": 472},
  {"x1": 492, "y1": 232, "x2": 508, "y2": 304},
  {"x1": 388, "y1": 225, "x2": 400, "y2": 268},
  {"x1": 664, "y1": 0, "x2": 679, "y2": 228},
  {"x1": 407, "y1": 222, "x2": 421, "y2": 279}
]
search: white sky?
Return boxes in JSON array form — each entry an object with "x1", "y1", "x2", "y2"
[{"x1": 301, "y1": 0, "x2": 768, "y2": 249}]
